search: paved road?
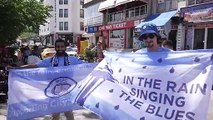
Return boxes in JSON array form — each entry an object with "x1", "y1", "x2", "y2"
[
  {"x1": 0, "y1": 103, "x2": 101, "y2": 120},
  {"x1": 1, "y1": 92, "x2": 213, "y2": 120}
]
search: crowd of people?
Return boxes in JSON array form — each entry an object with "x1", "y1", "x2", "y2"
[{"x1": 15, "y1": 45, "x2": 42, "y2": 66}]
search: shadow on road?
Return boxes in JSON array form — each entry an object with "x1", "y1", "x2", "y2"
[{"x1": 82, "y1": 112, "x2": 100, "y2": 119}]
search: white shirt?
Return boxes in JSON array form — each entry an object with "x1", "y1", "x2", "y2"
[{"x1": 27, "y1": 55, "x2": 41, "y2": 64}]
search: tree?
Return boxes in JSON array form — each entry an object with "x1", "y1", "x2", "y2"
[{"x1": 0, "y1": 0, "x2": 50, "y2": 46}]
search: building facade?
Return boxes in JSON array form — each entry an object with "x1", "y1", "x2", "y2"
[
  {"x1": 181, "y1": 0, "x2": 213, "y2": 50},
  {"x1": 97, "y1": 0, "x2": 188, "y2": 51},
  {"x1": 98, "y1": 0, "x2": 149, "y2": 50},
  {"x1": 39, "y1": 0, "x2": 84, "y2": 45},
  {"x1": 83, "y1": 0, "x2": 213, "y2": 51},
  {"x1": 83, "y1": 0, "x2": 105, "y2": 45}
]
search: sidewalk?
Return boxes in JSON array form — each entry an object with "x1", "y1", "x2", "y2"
[
  {"x1": 0, "y1": 103, "x2": 101, "y2": 120},
  {"x1": 1, "y1": 91, "x2": 213, "y2": 120}
]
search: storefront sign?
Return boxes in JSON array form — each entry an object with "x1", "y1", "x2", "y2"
[
  {"x1": 194, "y1": 23, "x2": 213, "y2": 28},
  {"x1": 134, "y1": 19, "x2": 145, "y2": 27},
  {"x1": 196, "y1": 0, "x2": 212, "y2": 4},
  {"x1": 181, "y1": 3, "x2": 213, "y2": 23},
  {"x1": 99, "y1": 21, "x2": 134, "y2": 30},
  {"x1": 87, "y1": 26, "x2": 99, "y2": 33}
]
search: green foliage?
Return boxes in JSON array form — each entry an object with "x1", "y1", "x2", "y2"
[
  {"x1": 0, "y1": 0, "x2": 51, "y2": 46},
  {"x1": 19, "y1": 31, "x2": 37, "y2": 40},
  {"x1": 85, "y1": 47, "x2": 96, "y2": 62}
]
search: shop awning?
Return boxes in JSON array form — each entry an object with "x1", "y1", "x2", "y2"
[
  {"x1": 116, "y1": 0, "x2": 148, "y2": 6},
  {"x1": 98, "y1": 0, "x2": 116, "y2": 12},
  {"x1": 135, "y1": 10, "x2": 178, "y2": 29}
]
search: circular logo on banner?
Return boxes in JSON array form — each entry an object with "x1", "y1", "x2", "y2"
[{"x1": 45, "y1": 77, "x2": 77, "y2": 98}]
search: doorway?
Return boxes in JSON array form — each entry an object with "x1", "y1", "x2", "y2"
[
  {"x1": 207, "y1": 28, "x2": 213, "y2": 49},
  {"x1": 168, "y1": 30, "x2": 177, "y2": 50},
  {"x1": 194, "y1": 29, "x2": 205, "y2": 49}
]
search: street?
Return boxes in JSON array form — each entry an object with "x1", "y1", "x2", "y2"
[
  {"x1": 1, "y1": 91, "x2": 213, "y2": 120},
  {"x1": 0, "y1": 104, "x2": 101, "y2": 120}
]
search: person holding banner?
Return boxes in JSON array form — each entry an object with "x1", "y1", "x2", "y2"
[
  {"x1": 135, "y1": 23, "x2": 172, "y2": 53},
  {"x1": 8, "y1": 39, "x2": 84, "y2": 120}
]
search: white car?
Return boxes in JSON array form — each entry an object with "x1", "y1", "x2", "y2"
[{"x1": 66, "y1": 47, "x2": 77, "y2": 56}]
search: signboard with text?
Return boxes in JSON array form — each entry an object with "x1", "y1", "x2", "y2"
[
  {"x1": 99, "y1": 21, "x2": 134, "y2": 31},
  {"x1": 181, "y1": 3, "x2": 213, "y2": 23}
]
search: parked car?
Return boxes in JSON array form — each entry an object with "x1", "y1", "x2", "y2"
[
  {"x1": 66, "y1": 47, "x2": 77, "y2": 56},
  {"x1": 41, "y1": 47, "x2": 56, "y2": 59}
]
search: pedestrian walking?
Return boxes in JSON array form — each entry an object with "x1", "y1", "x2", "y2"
[
  {"x1": 27, "y1": 48, "x2": 41, "y2": 64},
  {"x1": 32, "y1": 45, "x2": 42, "y2": 60},
  {"x1": 23, "y1": 46, "x2": 31, "y2": 64}
]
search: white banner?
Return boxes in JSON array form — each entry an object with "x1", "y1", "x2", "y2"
[{"x1": 75, "y1": 50, "x2": 213, "y2": 120}]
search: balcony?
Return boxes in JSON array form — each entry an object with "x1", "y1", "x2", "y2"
[
  {"x1": 84, "y1": 15, "x2": 103, "y2": 26},
  {"x1": 107, "y1": 4, "x2": 148, "y2": 23}
]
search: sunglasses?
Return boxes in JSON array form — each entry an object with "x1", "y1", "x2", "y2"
[{"x1": 141, "y1": 33, "x2": 156, "y2": 40}]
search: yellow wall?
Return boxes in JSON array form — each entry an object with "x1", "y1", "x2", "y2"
[{"x1": 80, "y1": 40, "x2": 89, "y2": 55}]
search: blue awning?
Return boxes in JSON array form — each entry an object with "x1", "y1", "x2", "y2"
[{"x1": 135, "y1": 10, "x2": 178, "y2": 29}]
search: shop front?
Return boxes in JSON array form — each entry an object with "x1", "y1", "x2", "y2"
[
  {"x1": 99, "y1": 20, "x2": 135, "y2": 50},
  {"x1": 181, "y1": 3, "x2": 213, "y2": 50},
  {"x1": 84, "y1": 26, "x2": 99, "y2": 45}
]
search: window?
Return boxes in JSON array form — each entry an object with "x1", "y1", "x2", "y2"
[
  {"x1": 165, "y1": 0, "x2": 170, "y2": 11},
  {"x1": 125, "y1": 10, "x2": 129, "y2": 18},
  {"x1": 115, "y1": 12, "x2": 122, "y2": 21},
  {"x1": 171, "y1": 0, "x2": 177, "y2": 10},
  {"x1": 80, "y1": 22, "x2": 84, "y2": 31},
  {"x1": 59, "y1": 0, "x2": 63, "y2": 5},
  {"x1": 110, "y1": 30, "x2": 125, "y2": 48},
  {"x1": 140, "y1": 5, "x2": 146, "y2": 15},
  {"x1": 106, "y1": 5, "x2": 148, "y2": 22},
  {"x1": 64, "y1": 9, "x2": 68, "y2": 17},
  {"x1": 59, "y1": 9, "x2": 63, "y2": 17},
  {"x1": 187, "y1": 0, "x2": 195, "y2": 5},
  {"x1": 135, "y1": 7, "x2": 140, "y2": 16},
  {"x1": 188, "y1": 0, "x2": 212, "y2": 5},
  {"x1": 80, "y1": 0, "x2": 84, "y2": 5},
  {"x1": 64, "y1": 22, "x2": 68, "y2": 30},
  {"x1": 64, "y1": 0, "x2": 68, "y2": 4},
  {"x1": 157, "y1": 2, "x2": 165, "y2": 12},
  {"x1": 80, "y1": 9, "x2": 84, "y2": 18},
  {"x1": 59, "y1": 22, "x2": 63, "y2": 30},
  {"x1": 196, "y1": 0, "x2": 212, "y2": 4},
  {"x1": 157, "y1": 0, "x2": 177, "y2": 12},
  {"x1": 130, "y1": 8, "x2": 135, "y2": 17},
  {"x1": 108, "y1": 13, "x2": 114, "y2": 22}
]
